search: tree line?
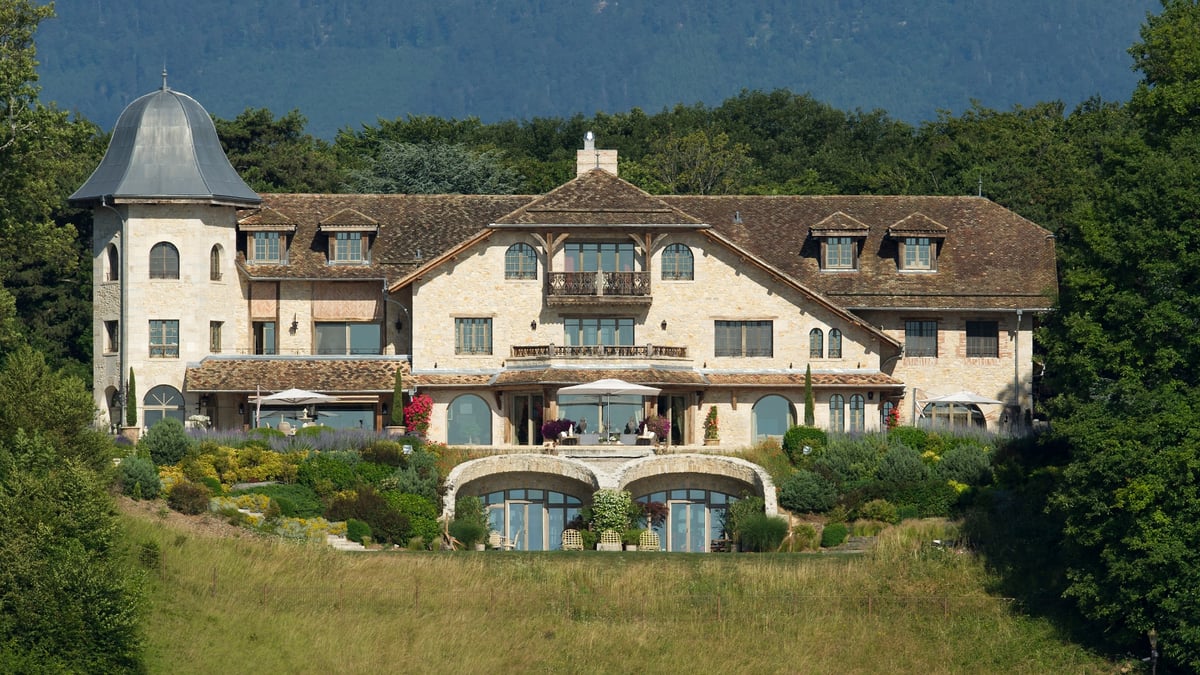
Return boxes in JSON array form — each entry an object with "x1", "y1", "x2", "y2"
[{"x1": 2, "y1": 0, "x2": 1199, "y2": 669}]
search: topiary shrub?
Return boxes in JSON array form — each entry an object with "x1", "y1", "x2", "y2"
[
  {"x1": 875, "y1": 444, "x2": 930, "y2": 483},
  {"x1": 935, "y1": 443, "x2": 993, "y2": 485},
  {"x1": 590, "y1": 489, "x2": 634, "y2": 534},
  {"x1": 118, "y1": 455, "x2": 161, "y2": 500},
  {"x1": 346, "y1": 518, "x2": 371, "y2": 544},
  {"x1": 778, "y1": 469, "x2": 838, "y2": 513},
  {"x1": 736, "y1": 513, "x2": 789, "y2": 552},
  {"x1": 856, "y1": 498, "x2": 899, "y2": 524},
  {"x1": 167, "y1": 481, "x2": 211, "y2": 515},
  {"x1": 139, "y1": 417, "x2": 193, "y2": 466},
  {"x1": 820, "y1": 521, "x2": 848, "y2": 548},
  {"x1": 782, "y1": 425, "x2": 827, "y2": 463}
]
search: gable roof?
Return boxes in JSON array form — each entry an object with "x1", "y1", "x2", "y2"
[{"x1": 493, "y1": 169, "x2": 703, "y2": 227}]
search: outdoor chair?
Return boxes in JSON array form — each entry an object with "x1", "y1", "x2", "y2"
[
  {"x1": 561, "y1": 528, "x2": 584, "y2": 551},
  {"x1": 488, "y1": 531, "x2": 507, "y2": 550},
  {"x1": 598, "y1": 529, "x2": 622, "y2": 551},
  {"x1": 638, "y1": 530, "x2": 661, "y2": 552}
]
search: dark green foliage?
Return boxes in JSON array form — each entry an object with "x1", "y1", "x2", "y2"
[
  {"x1": 782, "y1": 425, "x2": 826, "y2": 463},
  {"x1": 803, "y1": 365, "x2": 815, "y2": 426},
  {"x1": 213, "y1": 107, "x2": 342, "y2": 192},
  {"x1": 896, "y1": 505, "x2": 920, "y2": 521},
  {"x1": 117, "y1": 455, "x2": 160, "y2": 499},
  {"x1": 876, "y1": 444, "x2": 930, "y2": 483},
  {"x1": 344, "y1": 141, "x2": 523, "y2": 194},
  {"x1": 362, "y1": 439, "x2": 405, "y2": 466},
  {"x1": 167, "y1": 481, "x2": 212, "y2": 515},
  {"x1": 296, "y1": 453, "x2": 358, "y2": 494},
  {"x1": 448, "y1": 519, "x2": 487, "y2": 549},
  {"x1": 139, "y1": 417, "x2": 193, "y2": 466},
  {"x1": 345, "y1": 518, "x2": 371, "y2": 544},
  {"x1": 384, "y1": 492, "x2": 440, "y2": 545},
  {"x1": 814, "y1": 435, "x2": 886, "y2": 485},
  {"x1": 935, "y1": 443, "x2": 993, "y2": 485},
  {"x1": 137, "y1": 540, "x2": 161, "y2": 570},
  {"x1": 380, "y1": 447, "x2": 441, "y2": 503},
  {"x1": 353, "y1": 460, "x2": 394, "y2": 485},
  {"x1": 454, "y1": 495, "x2": 489, "y2": 529},
  {"x1": 887, "y1": 479, "x2": 960, "y2": 518},
  {"x1": 198, "y1": 475, "x2": 224, "y2": 496},
  {"x1": 820, "y1": 522, "x2": 849, "y2": 548},
  {"x1": 232, "y1": 483, "x2": 323, "y2": 518},
  {"x1": 325, "y1": 486, "x2": 410, "y2": 546},
  {"x1": 125, "y1": 369, "x2": 137, "y2": 427},
  {"x1": 390, "y1": 367, "x2": 405, "y2": 427},
  {"x1": 724, "y1": 495, "x2": 765, "y2": 540},
  {"x1": 856, "y1": 499, "x2": 899, "y2": 524},
  {"x1": 886, "y1": 426, "x2": 930, "y2": 453},
  {"x1": 778, "y1": 469, "x2": 838, "y2": 514},
  {"x1": 736, "y1": 513, "x2": 789, "y2": 552}
]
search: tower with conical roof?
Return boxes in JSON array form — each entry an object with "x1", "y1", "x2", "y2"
[{"x1": 71, "y1": 73, "x2": 260, "y2": 431}]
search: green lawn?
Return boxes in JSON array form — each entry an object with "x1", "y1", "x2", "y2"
[{"x1": 122, "y1": 512, "x2": 1120, "y2": 674}]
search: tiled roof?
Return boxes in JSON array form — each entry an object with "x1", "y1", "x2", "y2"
[
  {"x1": 238, "y1": 194, "x2": 529, "y2": 283},
  {"x1": 667, "y1": 195, "x2": 1056, "y2": 311},
  {"x1": 237, "y1": 206, "x2": 296, "y2": 231},
  {"x1": 318, "y1": 208, "x2": 378, "y2": 231},
  {"x1": 887, "y1": 212, "x2": 948, "y2": 236},
  {"x1": 411, "y1": 373, "x2": 496, "y2": 387},
  {"x1": 703, "y1": 371, "x2": 904, "y2": 388},
  {"x1": 185, "y1": 357, "x2": 407, "y2": 393},
  {"x1": 494, "y1": 169, "x2": 703, "y2": 226},
  {"x1": 491, "y1": 368, "x2": 707, "y2": 387}
]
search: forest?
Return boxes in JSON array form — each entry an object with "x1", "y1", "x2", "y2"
[{"x1": 2, "y1": 0, "x2": 1199, "y2": 670}]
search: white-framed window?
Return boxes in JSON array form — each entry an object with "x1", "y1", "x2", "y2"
[
  {"x1": 715, "y1": 320, "x2": 772, "y2": 357},
  {"x1": 149, "y1": 319, "x2": 179, "y2": 358},
  {"x1": 905, "y1": 320, "x2": 938, "y2": 358},
  {"x1": 505, "y1": 243, "x2": 538, "y2": 279},
  {"x1": 823, "y1": 237, "x2": 856, "y2": 270},
  {"x1": 149, "y1": 242, "x2": 179, "y2": 279},
  {"x1": 966, "y1": 320, "x2": 999, "y2": 358},
  {"x1": 902, "y1": 237, "x2": 934, "y2": 270},
  {"x1": 455, "y1": 318, "x2": 493, "y2": 355},
  {"x1": 315, "y1": 322, "x2": 381, "y2": 355},
  {"x1": 333, "y1": 231, "x2": 365, "y2": 263},
  {"x1": 252, "y1": 232, "x2": 282, "y2": 263},
  {"x1": 661, "y1": 244, "x2": 694, "y2": 280}
]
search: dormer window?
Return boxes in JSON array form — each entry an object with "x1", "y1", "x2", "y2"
[
  {"x1": 334, "y1": 232, "x2": 364, "y2": 262},
  {"x1": 319, "y1": 209, "x2": 377, "y2": 266},
  {"x1": 901, "y1": 237, "x2": 933, "y2": 270},
  {"x1": 888, "y1": 213, "x2": 947, "y2": 272},
  {"x1": 810, "y1": 212, "x2": 868, "y2": 272},
  {"x1": 251, "y1": 232, "x2": 283, "y2": 263},
  {"x1": 239, "y1": 207, "x2": 296, "y2": 265}
]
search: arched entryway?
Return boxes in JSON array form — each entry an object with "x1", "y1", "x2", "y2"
[
  {"x1": 752, "y1": 394, "x2": 796, "y2": 441},
  {"x1": 447, "y1": 394, "x2": 492, "y2": 445}
]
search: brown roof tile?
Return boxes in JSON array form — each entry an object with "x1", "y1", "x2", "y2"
[
  {"x1": 491, "y1": 368, "x2": 707, "y2": 387},
  {"x1": 237, "y1": 206, "x2": 296, "y2": 232},
  {"x1": 887, "y1": 212, "x2": 948, "y2": 236},
  {"x1": 185, "y1": 357, "x2": 406, "y2": 393},
  {"x1": 703, "y1": 371, "x2": 904, "y2": 388},
  {"x1": 494, "y1": 169, "x2": 703, "y2": 226}
]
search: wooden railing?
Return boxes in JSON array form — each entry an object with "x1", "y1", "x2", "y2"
[
  {"x1": 510, "y1": 344, "x2": 688, "y2": 358},
  {"x1": 547, "y1": 271, "x2": 651, "y2": 297}
]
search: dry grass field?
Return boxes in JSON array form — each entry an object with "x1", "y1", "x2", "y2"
[{"x1": 120, "y1": 502, "x2": 1121, "y2": 674}]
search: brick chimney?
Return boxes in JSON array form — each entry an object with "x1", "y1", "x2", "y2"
[{"x1": 576, "y1": 131, "x2": 618, "y2": 177}]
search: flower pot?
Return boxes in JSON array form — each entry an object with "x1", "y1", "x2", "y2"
[
  {"x1": 704, "y1": 437, "x2": 720, "y2": 446},
  {"x1": 474, "y1": 543, "x2": 486, "y2": 552},
  {"x1": 624, "y1": 544, "x2": 638, "y2": 551},
  {"x1": 120, "y1": 426, "x2": 141, "y2": 443},
  {"x1": 385, "y1": 425, "x2": 407, "y2": 437}
]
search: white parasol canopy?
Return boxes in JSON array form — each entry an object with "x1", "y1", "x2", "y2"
[
  {"x1": 924, "y1": 390, "x2": 1003, "y2": 405},
  {"x1": 557, "y1": 378, "x2": 661, "y2": 434},
  {"x1": 255, "y1": 388, "x2": 339, "y2": 405}
]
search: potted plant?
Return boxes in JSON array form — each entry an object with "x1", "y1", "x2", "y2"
[
  {"x1": 386, "y1": 366, "x2": 407, "y2": 436},
  {"x1": 404, "y1": 393, "x2": 433, "y2": 437},
  {"x1": 703, "y1": 406, "x2": 719, "y2": 445},
  {"x1": 622, "y1": 528, "x2": 645, "y2": 551},
  {"x1": 121, "y1": 368, "x2": 140, "y2": 443},
  {"x1": 591, "y1": 489, "x2": 633, "y2": 551}
]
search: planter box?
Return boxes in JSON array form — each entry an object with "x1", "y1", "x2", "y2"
[
  {"x1": 703, "y1": 437, "x2": 720, "y2": 446},
  {"x1": 596, "y1": 542, "x2": 622, "y2": 552},
  {"x1": 119, "y1": 426, "x2": 141, "y2": 443},
  {"x1": 385, "y1": 425, "x2": 407, "y2": 437}
]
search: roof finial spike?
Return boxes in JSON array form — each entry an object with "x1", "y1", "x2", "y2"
[{"x1": 161, "y1": 66, "x2": 168, "y2": 91}]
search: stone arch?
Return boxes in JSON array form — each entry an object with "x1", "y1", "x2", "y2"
[
  {"x1": 615, "y1": 454, "x2": 778, "y2": 515},
  {"x1": 442, "y1": 454, "x2": 600, "y2": 519}
]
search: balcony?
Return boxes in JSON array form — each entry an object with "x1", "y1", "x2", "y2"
[
  {"x1": 511, "y1": 344, "x2": 687, "y2": 359},
  {"x1": 547, "y1": 271, "x2": 651, "y2": 307}
]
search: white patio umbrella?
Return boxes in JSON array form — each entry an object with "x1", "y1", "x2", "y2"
[
  {"x1": 253, "y1": 388, "x2": 338, "y2": 427},
  {"x1": 557, "y1": 378, "x2": 661, "y2": 434},
  {"x1": 924, "y1": 390, "x2": 1003, "y2": 405}
]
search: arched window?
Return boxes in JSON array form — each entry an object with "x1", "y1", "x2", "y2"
[
  {"x1": 752, "y1": 394, "x2": 796, "y2": 441},
  {"x1": 210, "y1": 245, "x2": 222, "y2": 281},
  {"x1": 828, "y1": 329, "x2": 842, "y2": 359},
  {"x1": 809, "y1": 328, "x2": 824, "y2": 358},
  {"x1": 149, "y1": 242, "x2": 179, "y2": 279},
  {"x1": 448, "y1": 394, "x2": 492, "y2": 445},
  {"x1": 143, "y1": 385, "x2": 185, "y2": 428},
  {"x1": 849, "y1": 394, "x2": 865, "y2": 432},
  {"x1": 505, "y1": 243, "x2": 537, "y2": 280},
  {"x1": 105, "y1": 243, "x2": 119, "y2": 281},
  {"x1": 661, "y1": 244, "x2": 694, "y2": 280},
  {"x1": 829, "y1": 394, "x2": 845, "y2": 432},
  {"x1": 920, "y1": 402, "x2": 986, "y2": 429}
]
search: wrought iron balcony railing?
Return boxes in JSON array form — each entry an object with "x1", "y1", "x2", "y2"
[{"x1": 510, "y1": 344, "x2": 687, "y2": 358}]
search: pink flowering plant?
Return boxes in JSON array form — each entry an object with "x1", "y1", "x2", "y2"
[{"x1": 404, "y1": 393, "x2": 433, "y2": 436}]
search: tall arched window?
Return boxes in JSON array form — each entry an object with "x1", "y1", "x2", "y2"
[
  {"x1": 661, "y1": 244, "x2": 694, "y2": 280},
  {"x1": 828, "y1": 329, "x2": 842, "y2": 358},
  {"x1": 105, "y1": 243, "x2": 119, "y2": 281},
  {"x1": 829, "y1": 394, "x2": 845, "y2": 432},
  {"x1": 849, "y1": 394, "x2": 865, "y2": 432},
  {"x1": 143, "y1": 385, "x2": 185, "y2": 428},
  {"x1": 210, "y1": 245, "x2": 222, "y2": 281},
  {"x1": 809, "y1": 328, "x2": 824, "y2": 358},
  {"x1": 149, "y1": 242, "x2": 179, "y2": 279},
  {"x1": 505, "y1": 243, "x2": 537, "y2": 280},
  {"x1": 448, "y1": 394, "x2": 492, "y2": 445},
  {"x1": 752, "y1": 394, "x2": 796, "y2": 441}
]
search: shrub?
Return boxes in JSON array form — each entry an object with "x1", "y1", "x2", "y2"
[
  {"x1": 454, "y1": 495, "x2": 489, "y2": 529},
  {"x1": 118, "y1": 455, "x2": 161, "y2": 499},
  {"x1": 725, "y1": 495, "x2": 765, "y2": 540},
  {"x1": 737, "y1": 513, "x2": 789, "y2": 552},
  {"x1": 897, "y1": 504, "x2": 920, "y2": 521},
  {"x1": 345, "y1": 518, "x2": 371, "y2": 544},
  {"x1": 167, "y1": 481, "x2": 212, "y2": 515},
  {"x1": 787, "y1": 523, "x2": 820, "y2": 551},
  {"x1": 448, "y1": 518, "x2": 487, "y2": 549},
  {"x1": 325, "y1": 487, "x2": 410, "y2": 545},
  {"x1": 540, "y1": 418, "x2": 576, "y2": 440},
  {"x1": 198, "y1": 475, "x2": 224, "y2": 496},
  {"x1": 886, "y1": 426, "x2": 929, "y2": 452},
  {"x1": 820, "y1": 522, "x2": 848, "y2": 548},
  {"x1": 856, "y1": 498, "x2": 899, "y2": 524},
  {"x1": 890, "y1": 479, "x2": 960, "y2": 517},
  {"x1": 296, "y1": 453, "x2": 358, "y2": 493},
  {"x1": 231, "y1": 483, "x2": 324, "y2": 518},
  {"x1": 378, "y1": 448, "x2": 440, "y2": 502},
  {"x1": 778, "y1": 469, "x2": 838, "y2": 513},
  {"x1": 385, "y1": 492, "x2": 440, "y2": 545},
  {"x1": 935, "y1": 443, "x2": 993, "y2": 485},
  {"x1": 362, "y1": 440, "x2": 406, "y2": 467},
  {"x1": 590, "y1": 489, "x2": 634, "y2": 533},
  {"x1": 814, "y1": 435, "x2": 887, "y2": 485},
  {"x1": 782, "y1": 425, "x2": 827, "y2": 463},
  {"x1": 622, "y1": 528, "x2": 646, "y2": 546},
  {"x1": 140, "y1": 417, "x2": 193, "y2": 466},
  {"x1": 876, "y1": 444, "x2": 930, "y2": 483}
]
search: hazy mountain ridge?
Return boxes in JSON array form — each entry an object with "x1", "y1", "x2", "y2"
[{"x1": 35, "y1": 0, "x2": 1158, "y2": 137}]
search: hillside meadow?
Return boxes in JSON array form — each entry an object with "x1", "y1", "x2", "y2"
[{"x1": 122, "y1": 504, "x2": 1122, "y2": 674}]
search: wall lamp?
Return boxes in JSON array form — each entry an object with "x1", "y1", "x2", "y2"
[
  {"x1": 289, "y1": 313, "x2": 299, "y2": 333},
  {"x1": 381, "y1": 402, "x2": 389, "y2": 416},
  {"x1": 530, "y1": 319, "x2": 538, "y2": 330},
  {"x1": 238, "y1": 402, "x2": 245, "y2": 416},
  {"x1": 660, "y1": 319, "x2": 667, "y2": 330}
]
